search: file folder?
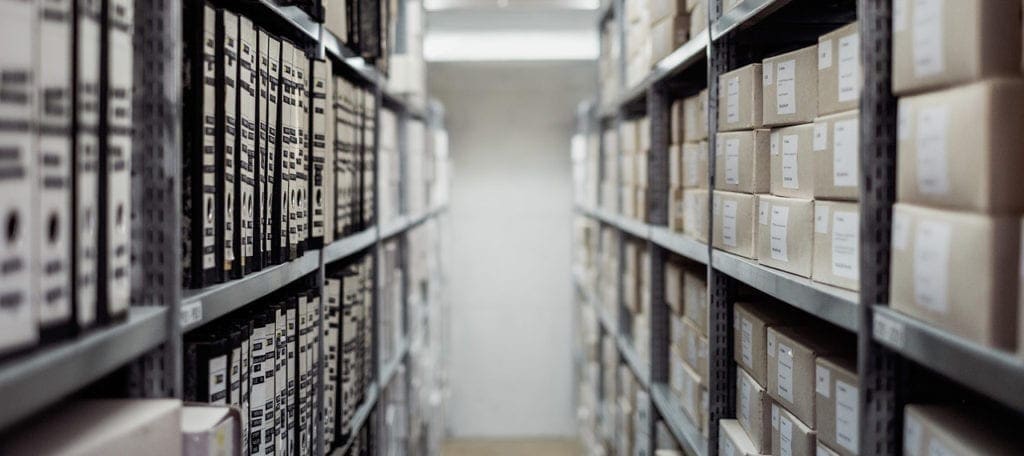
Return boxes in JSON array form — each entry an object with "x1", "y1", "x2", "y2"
[{"x1": 72, "y1": 0, "x2": 101, "y2": 328}]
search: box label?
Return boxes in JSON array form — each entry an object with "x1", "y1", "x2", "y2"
[
  {"x1": 912, "y1": 0, "x2": 944, "y2": 77},
  {"x1": 904, "y1": 414, "x2": 923, "y2": 456},
  {"x1": 741, "y1": 317, "x2": 753, "y2": 366},
  {"x1": 767, "y1": 328, "x2": 777, "y2": 356},
  {"x1": 892, "y1": 211, "x2": 910, "y2": 250},
  {"x1": 722, "y1": 199, "x2": 738, "y2": 247},
  {"x1": 814, "y1": 121, "x2": 828, "y2": 151},
  {"x1": 771, "y1": 132, "x2": 780, "y2": 156},
  {"x1": 916, "y1": 106, "x2": 949, "y2": 195},
  {"x1": 913, "y1": 220, "x2": 951, "y2": 313},
  {"x1": 777, "y1": 342, "x2": 794, "y2": 403},
  {"x1": 832, "y1": 210, "x2": 859, "y2": 280},
  {"x1": 776, "y1": 59, "x2": 797, "y2": 115},
  {"x1": 818, "y1": 38, "x2": 833, "y2": 70},
  {"x1": 725, "y1": 138, "x2": 740, "y2": 185},
  {"x1": 727, "y1": 76, "x2": 740, "y2": 124},
  {"x1": 780, "y1": 413, "x2": 794, "y2": 456},
  {"x1": 815, "y1": 204, "x2": 830, "y2": 234},
  {"x1": 836, "y1": 379, "x2": 860, "y2": 453},
  {"x1": 782, "y1": 134, "x2": 799, "y2": 189},
  {"x1": 181, "y1": 300, "x2": 203, "y2": 327},
  {"x1": 815, "y1": 364, "x2": 831, "y2": 397},
  {"x1": 764, "y1": 61, "x2": 774, "y2": 85},
  {"x1": 833, "y1": 118, "x2": 858, "y2": 187},
  {"x1": 759, "y1": 200, "x2": 769, "y2": 225},
  {"x1": 772, "y1": 403, "x2": 780, "y2": 429},
  {"x1": 838, "y1": 33, "x2": 860, "y2": 102},
  {"x1": 771, "y1": 205, "x2": 790, "y2": 262}
]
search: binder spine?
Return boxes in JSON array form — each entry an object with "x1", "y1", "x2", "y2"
[
  {"x1": 268, "y1": 36, "x2": 285, "y2": 264},
  {"x1": 72, "y1": 0, "x2": 100, "y2": 328},
  {"x1": 361, "y1": 88, "x2": 376, "y2": 228},
  {"x1": 308, "y1": 59, "x2": 327, "y2": 248},
  {"x1": 274, "y1": 303, "x2": 288, "y2": 454},
  {"x1": 285, "y1": 297, "x2": 298, "y2": 454},
  {"x1": 297, "y1": 292, "x2": 310, "y2": 453},
  {"x1": 325, "y1": 277, "x2": 341, "y2": 447},
  {"x1": 293, "y1": 55, "x2": 308, "y2": 256},
  {"x1": 236, "y1": 17, "x2": 256, "y2": 277},
  {"x1": 215, "y1": 9, "x2": 238, "y2": 281},
  {"x1": 255, "y1": 29, "x2": 270, "y2": 271},
  {"x1": 237, "y1": 323, "x2": 250, "y2": 452},
  {"x1": 279, "y1": 41, "x2": 295, "y2": 262}
]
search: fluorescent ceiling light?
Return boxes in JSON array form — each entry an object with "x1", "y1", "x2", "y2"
[
  {"x1": 424, "y1": 0, "x2": 600, "y2": 11},
  {"x1": 424, "y1": 30, "x2": 598, "y2": 61}
]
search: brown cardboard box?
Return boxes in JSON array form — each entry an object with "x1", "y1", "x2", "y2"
[
  {"x1": 719, "y1": 64, "x2": 764, "y2": 131},
  {"x1": 757, "y1": 195, "x2": 815, "y2": 277},
  {"x1": 812, "y1": 200, "x2": 860, "y2": 291},
  {"x1": 889, "y1": 203, "x2": 1020, "y2": 350},
  {"x1": 772, "y1": 402, "x2": 817, "y2": 456},
  {"x1": 670, "y1": 185, "x2": 685, "y2": 231},
  {"x1": 713, "y1": 191, "x2": 758, "y2": 259},
  {"x1": 683, "y1": 266, "x2": 708, "y2": 334},
  {"x1": 814, "y1": 355, "x2": 859, "y2": 456},
  {"x1": 666, "y1": 260, "x2": 683, "y2": 315},
  {"x1": 817, "y1": 23, "x2": 861, "y2": 116},
  {"x1": 716, "y1": 130, "x2": 771, "y2": 194},
  {"x1": 672, "y1": 100, "x2": 685, "y2": 143},
  {"x1": 649, "y1": 0, "x2": 686, "y2": 24},
  {"x1": 763, "y1": 45, "x2": 818, "y2": 126},
  {"x1": 689, "y1": 0, "x2": 707, "y2": 36},
  {"x1": 651, "y1": 14, "x2": 690, "y2": 64},
  {"x1": 679, "y1": 361, "x2": 706, "y2": 430},
  {"x1": 720, "y1": 419, "x2": 765, "y2": 456},
  {"x1": 903, "y1": 404, "x2": 1024, "y2": 456},
  {"x1": 733, "y1": 301, "x2": 806, "y2": 387},
  {"x1": 813, "y1": 110, "x2": 859, "y2": 200},
  {"x1": 684, "y1": 90, "x2": 709, "y2": 141},
  {"x1": 622, "y1": 184, "x2": 636, "y2": 217},
  {"x1": 892, "y1": 0, "x2": 1021, "y2": 95},
  {"x1": 636, "y1": 186, "x2": 648, "y2": 221},
  {"x1": 767, "y1": 325, "x2": 855, "y2": 427},
  {"x1": 683, "y1": 141, "x2": 709, "y2": 188},
  {"x1": 896, "y1": 79, "x2": 1024, "y2": 213},
  {"x1": 683, "y1": 188, "x2": 709, "y2": 242},
  {"x1": 670, "y1": 143, "x2": 683, "y2": 186},
  {"x1": 737, "y1": 367, "x2": 773, "y2": 454},
  {"x1": 770, "y1": 124, "x2": 815, "y2": 199},
  {"x1": 685, "y1": 0, "x2": 701, "y2": 12},
  {"x1": 681, "y1": 316, "x2": 709, "y2": 381}
]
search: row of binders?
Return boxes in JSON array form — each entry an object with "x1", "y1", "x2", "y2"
[
  {"x1": 0, "y1": 0, "x2": 135, "y2": 356},
  {"x1": 182, "y1": 0, "x2": 377, "y2": 289},
  {"x1": 183, "y1": 251, "x2": 374, "y2": 455}
]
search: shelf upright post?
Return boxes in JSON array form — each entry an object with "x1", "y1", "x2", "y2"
[
  {"x1": 646, "y1": 80, "x2": 671, "y2": 390},
  {"x1": 858, "y1": 1, "x2": 902, "y2": 455}
]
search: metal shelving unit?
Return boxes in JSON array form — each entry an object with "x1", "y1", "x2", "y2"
[
  {"x1": 576, "y1": 204, "x2": 708, "y2": 265},
  {"x1": 710, "y1": 0, "x2": 792, "y2": 39},
  {"x1": 651, "y1": 383, "x2": 708, "y2": 456}
]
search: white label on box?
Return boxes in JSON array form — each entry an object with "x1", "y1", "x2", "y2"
[
  {"x1": 892, "y1": 211, "x2": 910, "y2": 250},
  {"x1": 893, "y1": 0, "x2": 907, "y2": 32},
  {"x1": 912, "y1": 0, "x2": 944, "y2": 77},
  {"x1": 722, "y1": 434, "x2": 736, "y2": 456},
  {"x1": 776, "y1": 59, "x2": 797, "y2": 115},
  {"x1": 835, "y1": 379, "x2": 860, "y2": 453},
  {"x1": 815, "y1": 365, "x2": 831, "y2": 397},
  {"x1": 741, "y1": 318, "x2": 753, "y2": 366},
  {"x1": 771, "y1": 132, "x2": 780, "y2": 156},
  {"x1": 767, "y1": 329, "x2": 777, "y2": 356},
  {"x1": 928, "y1": 439, "x2": 955, "y2": 456},
  {"x1": 764, "y1": 61, "x2": 774, "y2": 85},
  {"x1": 813, "y1": 122, "x2": 828, "y2": 151},
  {"x1": 740, "y1": 377, "x2": 751, "y2": 425},
  {"x1": 772, "y1": 404, "x2": 780, "y2": 429},
  {"x1": 725, "y1": 138, "x2": 740, "y2": 185},
  {"x1": 838, "y1": 33, "x2": 860, "y2": 102},
  {"x1": 832, "y1": 211, "x2": 860, "y2": 280},
  {"x1": 913, "y1": 220, "x2": 951, "y2": 313},
  {"x1": 815, "y1": 205, "x2": 830, "y2": 234},
  {"x1": 905, "y1": 414, "x2": 923, "y2": 456},
  {"x1": 782, "y1": 134, "x2": 799, "y2": 189},
  {"x1": 874, "y1": 312, "x2": 906, "y2": 348},
  {"x1": 916, "y1": 106, "x2": 949, "y2": 195},
  {"x1": 818, "y1": 38, "x2": 833, "y2": 70},
  {"x1": 759, "y1": 200, "x2": 769, "y2": 225},
  {"x1": 722, "y1": 200, "x2": 738, "y2": 247},
  {"x1": 833, "y1": 119, "x2": 858, "y2": 187},
  {"x1": 777, "y1": 342, "x2": 795, "y2": 403},
  {"x1": 727, "y1": 76, "x2": 740, "y2": 123},
  {"x1": 771, "y1": 205, "x2": 790, "y2": 262},
  {"x1": 898, "y1": 102, "x2": 910, "y2": 141},
  {"x1": 780, "y1": 414, "x2": 794, "y2": 456}
]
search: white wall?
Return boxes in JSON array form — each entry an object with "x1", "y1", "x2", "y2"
[{"x1": 430, "y1": 60, "x2": 596, "y2": 437}]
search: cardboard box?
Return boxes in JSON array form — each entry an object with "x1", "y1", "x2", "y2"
[
  {"x1": 684, "y1": 90, "x2": 709, "y2": 142},
  {"x1": 763, "y1": 45, "x2": 818, "y2": 126},
  {"x1": 622, "y1": 184, "x2": 636, "y2": 218},
  {"x1": 772, "y1": 402, "x2": 817, "y2": 456},
  {"x1": 889, "y1": 203, "x2": 1020, "y2": 350},
  {"x1": 1, "y1": 400, "x2": 183, "y2": 455},
  {"x1": 719, "y1": 419, "x2": 765, "y2": 456},
  {"x1": 683, "y1": 266, "x2": 708, "y2": 334},
  {"x1": 670, "y1": 185, "x2": 685, "y2": 231},
  {"x1": 683, "y1": 141, "x2": 708, "y2": 188},
  {"x1": 685, "y1": 0, "x2": 701, "y2": 12},
  {"x1": 651, "y1": 14, "x2": 690, "y2": 65},
  {"x1": 713, "y1": 191, "x2": 758, "y2": 259},
  {"x1": 649, "y1": 0, "x2": 686, "y2": 24},
  {"x1": 737, "y1": 368, "x2": 772, "y2": 454},
  {"x1": 770, "y1": 124, "x2": 816, "y2": 199},
  {"x1": 892, "y1": 0, "x2": 1021, "y2": 95},
  {"x1": 670, "y1": 144, "x2": 683, "y2": 186},
  {"x1": 636, "y1": 186, "x2": 649, "y2": 221},
  {"x1": 666, "y1": 260, "x2": 683, "y2": 315},
  {"x1": 767, "y1": 326, "x2": 855, "y2": 427},
  {"x1": 681, "y1": 316, "x2": 709, "y2": 381},
  {"x1": 688, "y1": 0, "x2": 707, "y2": 36},
  {"x1": 679, "y1": 361, "x2": 705, "y2": 429},
  {"x1": 716, "y1": 130, "x2": 770, "y2": 194},
  {"x1": 813, "y1": 110, "x2": 859, "y2": 200},
  {"x1": 812, "y1": 201, "x2": 860, "y2": 291},
  {"x1": 719, "y1": 64, "x2": 764, "y2": 131},
  {"x1": 817, "y1": 23, "x2": 861, "y2": 116},
  {"x1": 814, "y1": 355, "x2": 859, "y2": 456},
  {"x1": 672, "y1": 100, "x2": 685, "y2": 144},
  {"x1": 181, "y1": 404, "x2": 242, "y2": 456},
  {"x1": 683, "y1": 188, "x2": 709, "y2": 242},
  {"x1": 903, "y1": 404, "x2": 1024, "y2": 456},
  {"x1": 896, "y1": 79, "x2": 1024, "y2": 213},
  {"x1": 757, "y1": 195, "x2": 814, "y2": 277},
  {"x1": 733, "y1": 301, "x2": 806, "y2": 387}
]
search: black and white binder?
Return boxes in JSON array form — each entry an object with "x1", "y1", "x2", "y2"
[
  {"x1": 267, "y1": 36, "x2": 285, "y2": 265},
  {"x1": 273, "y1": 300, "x2": 289, "y2": 455},
  {"x1": 97, "y1": 0, "x2": 132, "y2": 323},
  {"x1": 322, "y1": 68, "x2": 335, "y2": 246},
  {"x1": 340, "y1": 265, "x2": 361, "y2": 436},
  {"x1": 250, "y1": 309, "x2": 275, "y2": 456},
  {"x1": 360, "y1": 88, "x2": 376, "y2": 229},
  {"x1": 182, "y1": 1, "x2": 217, "y2": 288},
  {"x1": 297, "y1": 290, "x2": 310, "y2": 454},
  {"x1": 71, "y1": 0, "x2": 101, "y2": 331},
  {"x1": 228, "y1": 325, "x2": 241, "y2": 409},
  {"x1": 0, "y1": 0, "x2": 40, "y2": 354},
  {"x1": 293, "y1": 55, "x2": 308, "y2": 256},
  {"x1": 324, "y1": 277, "x2": 341, "y2": 447},
  {"x1": 184, "y1": 331, "x2": 230, "y2": 405},
  {"x1": 254, "y1": 28, "x2": 269, "y2": 271},
  {"x1": 285, "y1": 295, "x2": 298, "y2": 454},
  {"x1": 36, "y1": 0, "x2": 74, "y2": 340},
  {"x1": 215, "y1": 8, "x2": 238, "y2": 281},
  {"x1": 235, "y1": 16, "x2": 256, "y2": 277},
  {"x1": 306, "y1": 288, "x2": 321, "y2": 454},
  {"x1": 333, "y1": 76, "x2": 355, "y2": 237},
  {"x1": 308, "y1": 59, "x2": 328, "y2": 249},
  {"x1": 276, "y1": 40, "x2": 295, "y2": 262}
]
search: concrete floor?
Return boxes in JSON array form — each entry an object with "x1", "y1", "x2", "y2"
[{"x1": 441, "y1": 438, "x2": 582, "y2": 456}]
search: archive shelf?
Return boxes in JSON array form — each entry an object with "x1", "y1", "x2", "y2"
[
  {"x1": 380, "y1": 337, "x2": 411, "y2": 389},
  {"x1": 577, "y1": 205, "x2": 708, "y2": 265},
  {"x1": 710, "y1": 0, "x2": 791, "y2": 39},
  {"x1": 333, "y1": 384, "x2": 381, "y2": 455},
  {"x1": 322, "y1": 227, "x2": 380, "y2": 264},
  {"x1": 651, "y1": 383, "x2": 708, "y2": 456}
]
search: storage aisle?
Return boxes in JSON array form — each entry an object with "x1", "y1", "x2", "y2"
[{"x1": 572, "y1": 0, "x2": 1024, "y2": 455}]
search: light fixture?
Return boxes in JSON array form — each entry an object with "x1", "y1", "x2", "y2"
[{"x1": 424, "y1": 30, "x2": 598, "y2": 61}]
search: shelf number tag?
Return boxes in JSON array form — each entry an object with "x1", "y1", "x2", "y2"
[
  {"x1": 874, "y1": 312, "x2": 905, "y2": 349},
  {"x1": 181, "y1": 300, "x2": 203, "y2": 327}
]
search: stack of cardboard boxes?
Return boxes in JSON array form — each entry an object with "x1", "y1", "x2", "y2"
[
  {"x1": 648, "y1": 0, "x2": 689, "y2": 65},
  {"x1": 625, "y1": 0, "x2": 707, "y2": 86},
  {"x1": 624, "y1": 240, "x2": 651, "y2": 367},
  {"x1": 616, "y1": 366, "x2": 641, "y2": 455},
  {"x1": 600, "y1": 18, "x2": 621, "y2": 103},
  {"x1": 669, "y1": 90, "x2": 710, "y2": 241},
  {"x1": 599, "y1": 226, "x2": 620, "y2": 325},
  {"x1": 723, "y1": 302, "x2": 858, "y2": 456},
  {"x1": 601, "y1": 127, "x2": 620, "y2": 213},
  {"x1": 601, "y1": 334, "x2": 620, "y2": 450},
  {"x1": 665, "y1": 258, "x2": 710, "y2": 436},
  {"x1": 621, "y1": 118, "x2": 651, "y2": 221},
  {"x1": 625, "y1": 0, "x2": 653, "y2": 87}
]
